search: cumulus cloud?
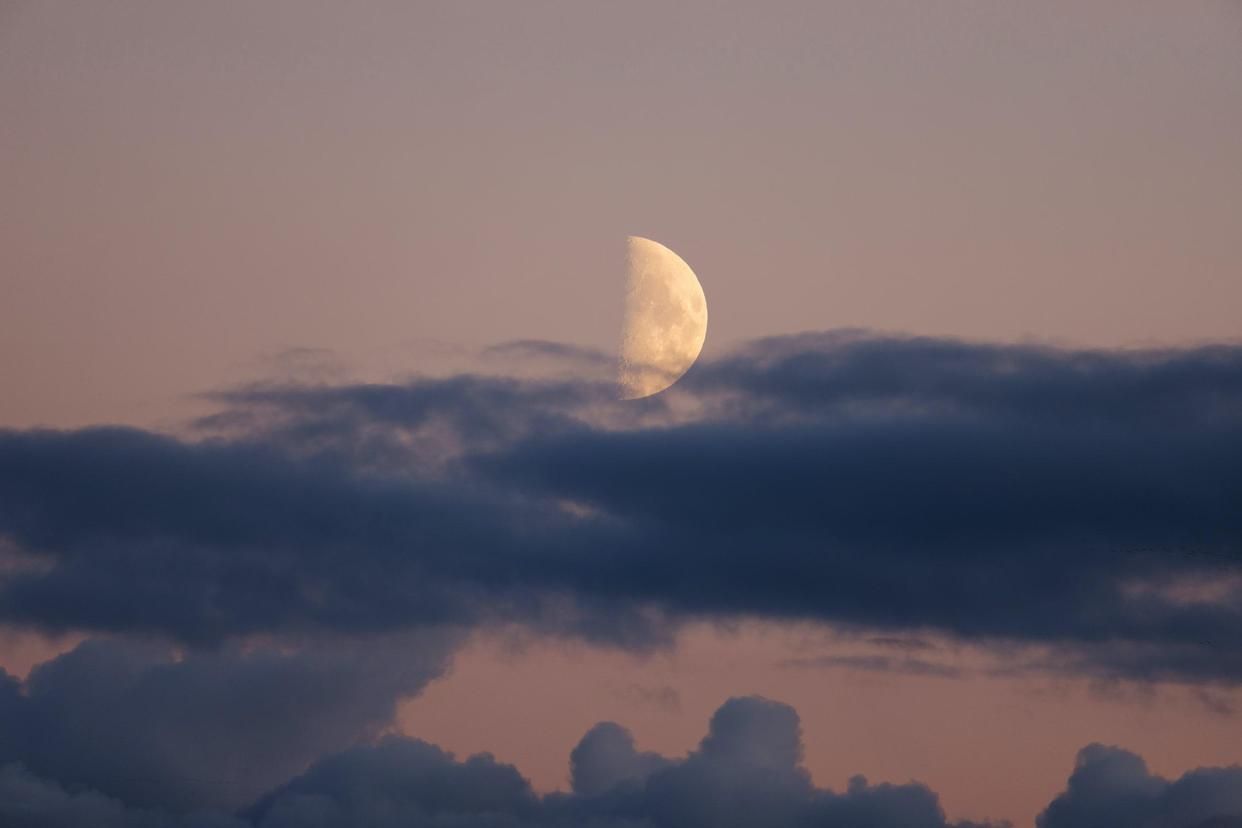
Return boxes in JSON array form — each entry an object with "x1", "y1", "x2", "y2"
[
  {"x1": 0, "y1": 633, "x2": 456, "y2": 811},
  {"x1": 247, "y1": 736, "x2": 541, "y2": 828},
  {"x1": 1038, "y1": 744, "x2": 1242, "y2": 828},
  {"x1": 2, "y1": 687, "x2": 1240, "y2": 828},
  {"x1": 570, "y1": 721, "x2": 671, "y2": 796},
  {"x1": 0, "y1": 332, "x2": 1239, "y2": 684},
  {"x1": 248, "y1": 695, "x2": 995, "y2": 828},
  {"x1": 3, "y1": 695, "x2": 995, "y2": 828}
]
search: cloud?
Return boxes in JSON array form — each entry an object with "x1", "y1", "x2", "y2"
[
  {"x1": 0, "y1": 762, "x2": 245, "y2": 828},
  {"x1": 0, "y1": 332, "x2": 1239, "y2": 683},
  {"x1": 780, "y1": 654, "x2": 965, "y2": 679},
  {"x1": 481, "y1": 339, "x2": 614, "y2": 372},
  {"x1": 247, "y1": 736, "x2": 541, "y2": 828},
  {"x1": 247, "y1": 695, "x2": 996, "y2": 828},
  {"x1": 2, "y1": 683, "x2": 1240, "y2": 828},
  {"x1": 4, "y1": 695, "x2": 996, "y2": 828},
  {"x1": 1038, "y1": 743, "x2": 1242, "y2": 828},
  {"x1": 687, "y1": 331, "x2": 1242, "y2": 429},
  {"x1": 608, "y1": 682, "x2": 683, "y2": 712},
  {"x1": 0, "y1": 633, "x2": 456, "y2": 811},
  {"x1": 569, "y1": 721, "x2": 671, "y2": 796}
]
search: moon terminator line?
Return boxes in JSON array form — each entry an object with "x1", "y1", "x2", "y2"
[{"x1": 617, "y1": 236, "x2": 708, "y2": 399}]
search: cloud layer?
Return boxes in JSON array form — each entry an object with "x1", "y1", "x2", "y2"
[
  {"x1": 0, "y1": 693, "x2": 995, "y2": 828},
  {"x1": 2, "y1": 686, "x2": 1240, "y2": 828},
  {"x1": 1, "y1": 331, "x2": 1238, "y2": 683}
]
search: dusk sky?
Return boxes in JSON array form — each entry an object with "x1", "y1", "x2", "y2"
[{"x1": 2, "y1": 3, "x2": 1241, "y2": 827}]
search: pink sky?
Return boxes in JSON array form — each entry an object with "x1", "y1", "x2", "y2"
[
  {"x1": 2, "y1": 4, "x2": 1240, "y2": 826},
  {"x1": 398, "y1": 626, "x2": 1242, "y2": 827},
  {"x1": 2, "y1": 2, "x2": 1240, "y2": 430}
]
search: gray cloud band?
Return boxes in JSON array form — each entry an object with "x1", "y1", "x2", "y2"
[{"x1": 0, "y1": 331, "x2": 1239, "y2": 682}]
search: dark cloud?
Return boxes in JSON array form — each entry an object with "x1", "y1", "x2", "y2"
[
  {"x1": 0, "y1": 332, "x2": 1239, "y2": 683},
  {"x1": 1038, "y1": 743, "x2": 1242, "y2": 828},
  {"x1": 0, "y1": 633, "x2": 455, "y2": 811},
  {"x1": 570, "y1": 721, "x2": 671, "y2": 796},
  {"x1": 2, "y1": 683, "x2": 1240, "y2": 828},
  {"x1": 247, "y1": 736, "x2": 541, "y2": 828},
  {"x1": 688, "y1": 331, "x2": 1242, "y2": 428},
  {"x1": 4, "y1": 695, "x2": 998, "y2": 828},
  {"x1": 248, "y1": 695, "x2": 998, "y2": 828},
  {"x1": 0, "y1": 762, "x2": 245, "y2": 828},
  {"x1": 201, "y1": 373, "x2": 615, "y2": 462}
]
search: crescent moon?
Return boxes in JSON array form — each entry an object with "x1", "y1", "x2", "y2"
[{"x1": 618, "y1": 236, "x2": 708, "y2": 400}]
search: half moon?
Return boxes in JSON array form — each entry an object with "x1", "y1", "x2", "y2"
[{"x1": 618, "y1": 236, "x2": 708, "y2": 399}]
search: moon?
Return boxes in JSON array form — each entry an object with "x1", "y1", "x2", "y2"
[{"x1": 618, "y1": 236, "x2": 708, "y2": 399}]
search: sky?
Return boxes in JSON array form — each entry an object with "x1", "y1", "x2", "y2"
[{"x1": 1, "y1": 3, "x2": 1241, "y2": 827}]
